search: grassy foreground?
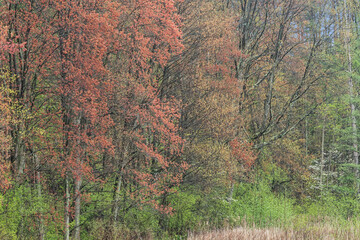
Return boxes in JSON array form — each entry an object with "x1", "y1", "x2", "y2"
[{"x1": 188, "y1": 218, "x2": 360, "y2": 240}]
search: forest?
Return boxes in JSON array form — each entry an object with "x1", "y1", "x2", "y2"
[{"x1": 2, "y1": 0, "x2": 360, "y2": 239}]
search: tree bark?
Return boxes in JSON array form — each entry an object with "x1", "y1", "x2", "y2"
[
  {"x1": 74, "y1": 176, "x2": 82, "y2": 240},
  {"x1": 34, "y1": 152, "x2": 45, "y2": 240},
  {"x1": 74, "y1": 116, "x2": 83, "y2": 240},
  {"x1": 113, "y1": 173, "x2": 123, "y2": 224},
  {"x1": 15, "y1": 123, "x2": 25, "y2": 179},
  {"x1": 113, "y1": 143, "x2": 129, "y2": 225},
  {"x1": 344, "y1": 0, "x2": 359, "y2": 193},
  {"x1": 228, "y1": 182, "x2": 235, "y2": 204},
  {"x1": 65, "y1": 176, "x2": 70, "y2": 240},
  {"x1": 320, "y1": 114, "x2": 326, "y2": 192},
  {"x1": 305, "y1": 117, "x2": 308, "y2": 155}
]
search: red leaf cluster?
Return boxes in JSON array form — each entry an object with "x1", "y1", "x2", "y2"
[{"x1": 230, "y1": 138, "x2": 257, "y2": 168}]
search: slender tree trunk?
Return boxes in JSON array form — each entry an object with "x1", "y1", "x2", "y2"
[
  {"x1": 74, "y1": 116, "x2": 83, "y2": 240},
  {"x1": 113, "y1": 144, "x2": 129, "y2": 225},
  {"x1": 344, "y1": 0, "x2": 359, "y2": 193},
  {"x1": 113, "y1": 173, "x2": 123, "y2": 224},
  {"x1": 320, "y1": 115, "x2": 326, "y2": 192},
  {"x1": 34, "y1": 152, "x2": 45, "y2": 240},
  {"x1": 74, "y1": 176, "x2": 82, "y2": 240},
  {"x1": 65, "y1": 176, "x2": 70, "y2": 240},
  {"x1": 15, "y1": 123, "x2": 25, "y2": 179},
  {"x1": 228, "y1": 182, "x2": 235, "y2": 204},
  {"x1": 305, "y1": 117, "x2": 308, "y2": 155},
  {"x1": 263, "y1": 69, "x2": 275, "y2": 127},
  {"x1": 327, "y1": 140, "x2": 333, "y2": 188}
]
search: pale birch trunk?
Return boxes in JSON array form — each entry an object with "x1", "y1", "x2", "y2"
[
  {"x1": 74, "y1": 176, "x2": 82, "y2": 240},
  {"x1": 113, "y1": 173, "x2": 123, "y2": 224},
  {"x1": 15, "y1": 123, "x2": 26, "y2": 179},
  {"x1": 65, "y1": 176, "x2": 70, "y2": 240},
  {"x1": 228, "y1": 182, "x2": 235, "y2": 204}
]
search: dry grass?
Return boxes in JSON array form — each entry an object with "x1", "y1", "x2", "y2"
[
  {"x1": 91, "y1": 217, "x2": 360, "y2": 239},
  {"x1": 188, "y1": 219, "x2": 360, "y2": 240}
]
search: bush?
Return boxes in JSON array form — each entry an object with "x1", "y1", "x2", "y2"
[{"x1": 230, "y1": 181, "x2": 295, "y2": 227}]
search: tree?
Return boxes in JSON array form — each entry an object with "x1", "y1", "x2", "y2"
[
  {"x1": 52, "y1": 1, "x2": 115, "y2": 238},
  {"x1": 105, "y1": 0, "x2": 188, "y2": 235}
]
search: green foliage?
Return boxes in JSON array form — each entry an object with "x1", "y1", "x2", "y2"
[
  {"x1": 303, "y1": 193, "x2": 360, "y2": 219},
  {"x1": 230, "y1": 182, "x2": 295, "y2": 228},
  {"x1": 166, "y1": 191, "x2": 202, "y2": 235},
  {"x1": 0, "y1": 183, "x2": 63, "y2": 240},
  {"x1": 0, "y1": 194, "x2": 17, "y2": 240},
  {"x1": 159, "y1": 188, "x2": 232, "y2": 237}
]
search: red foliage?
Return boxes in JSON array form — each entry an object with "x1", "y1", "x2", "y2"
[
  {"x1": 230, "y1": 138, "x2": 257, "y2": 168},
  {"x1": 0, "y1": 24, "x2": 26, "y2": 61},
  {"x1": 111, "y1": 0, "x2": 187, "y2": 212},
  {"x1": 0, "y1": 25, "x2": 13, "y2": 191},
  {"x1": 52, "y1": 0, "x2": 115, "y2": 181},
  {"x1": 0, "y1": 0, "x2": 187, "y2": 215},
  {"x1": 0, "y1": 88, "x2": 11, "y2": 191}
]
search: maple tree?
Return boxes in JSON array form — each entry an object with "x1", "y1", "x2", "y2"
[
  {"x1": 53, "y1": 1, "x2": 115, "y2": 238},
  {"x1": 107, "y1": 0, "x2": 188, "y2": 227}
]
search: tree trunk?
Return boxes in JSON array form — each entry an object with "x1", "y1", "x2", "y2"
[
  {"x1": 74, "y1": 115, "x2": 83, "y2": 240},
  {"x1": 305, "y1": 117, "x2": 308, "y2": 155},
  {"x1": 15, "y1": 123, "x2": 26, "y2": 179},
  {"x1": 344, "y1": 0, "x2": 359, "y2": 193},
  {"x1": 65, "y1": 176, "x2": 70, "y2": 240},
  {"x1": 34, "y1": 152, "x2": 45, "y2": 240},
  {"x1": 74, "y1": 176, "x2": 82, "y2": 240},
  {"x1": 320, "y1": 114, "x2": 326, "y2": 192},
  {"x1": 228, "y1": 182, "x2": 235, "y2": 204},
  {"x1": 113, "y1": 174, "x2": 123, "y2": 224},
  {"x1": 113, "y1": 144, "x2": 129, "y2": 225}
]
